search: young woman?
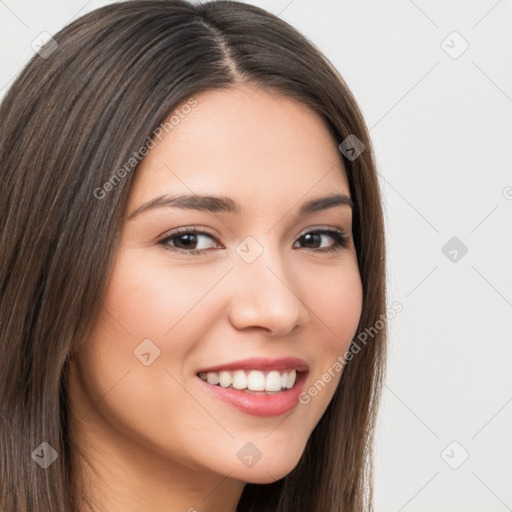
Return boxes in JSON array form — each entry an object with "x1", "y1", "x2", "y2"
[{"x1": 0, "y1": 1, "x2": 387, "y2": 511}]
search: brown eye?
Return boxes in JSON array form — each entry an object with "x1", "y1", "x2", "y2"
[
  {"x1": 159, "y1": 228, "x2": 220, "y2": 254},
  {"x1": 294, "y1": 229, "x2": 349, "y2": 252}
]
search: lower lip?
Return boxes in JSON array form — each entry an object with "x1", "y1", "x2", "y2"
[{"x1": 196, "y1": 371, "x2": 308, "y2": 417}]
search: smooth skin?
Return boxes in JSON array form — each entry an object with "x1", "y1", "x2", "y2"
[{"x1": 67, "y1": 83, "x2": 363, "y2": 512}]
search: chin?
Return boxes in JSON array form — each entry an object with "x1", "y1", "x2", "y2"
[{"x1": 241, "y1": 451, "x2": 304, "y2": 484}]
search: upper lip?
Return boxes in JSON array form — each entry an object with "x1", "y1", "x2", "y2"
[{"x1": 196, "y1": 357, "x2": 309, "y2": 374}]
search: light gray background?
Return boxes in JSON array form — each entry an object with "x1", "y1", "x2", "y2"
[{"x1": 1, "y1": 1, "x2": 511, "y2": 511}]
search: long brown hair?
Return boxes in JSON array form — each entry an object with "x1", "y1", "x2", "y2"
[{"x1": 0, "y1": 1, "x2": 387, "y2": 510}]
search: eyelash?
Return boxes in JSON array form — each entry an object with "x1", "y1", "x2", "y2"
[{"x1": 157, "y1": 227, "x2": 350, "y2": 255}]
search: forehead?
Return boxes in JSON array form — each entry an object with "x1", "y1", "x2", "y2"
[{"x1": 128, "y1": 83, "x2": 350, "y2": 209}]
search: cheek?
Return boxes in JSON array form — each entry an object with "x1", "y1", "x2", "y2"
[
  {"x1": 301, "y1": 260, "x2": 363, "y2": 352},
  {"x1": 77, "y1": 251, "x2": 222, "y2": 403},
  {"x1": 297, "y1": 260, "x2": 363, "y2": 403},
  {"x1": 80, "y1": 252, "x2": 231, "y2": 412},
  {"x1": 101, "y1": 251, "x2": 230, "y2": 338}
]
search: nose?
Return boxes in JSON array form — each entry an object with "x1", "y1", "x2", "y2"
[{"x1": 226, "y1": 244, "x2": 309, "y2": 337}]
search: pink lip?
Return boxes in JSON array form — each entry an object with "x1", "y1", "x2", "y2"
[
  {"x1": 196, "y1": 356, "x2": 309, "y2": 374},
  {"x1": 196, "y1": 370, "x2": 308, "y2": 417}
]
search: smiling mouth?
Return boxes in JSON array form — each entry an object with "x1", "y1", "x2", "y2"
[{"x1": 196, "y1": 368, "x2": 302, "y2": 393}]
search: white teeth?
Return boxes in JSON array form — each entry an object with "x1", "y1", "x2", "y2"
[
  {"x1": 232, "y1": 370, "x2": 247, "y2": 390},
  {"x1": 265, "y1": 371, "x2": 282, "y2": 392},
  {"x1": 219, "y1": 371, "x2": 232, "y2": 388},
  {"x1": 286, "y1": 369, "x2": 296, "y2": 389},
  {"x1": 198, "y1": 369, "x2": 299, "y2": 391},
  {"x1": 206, "y1": 372, "x2": 219, "y2": 385},
  {"x1": 247, "y1": 370, "x2": 265, "y2": 391}
]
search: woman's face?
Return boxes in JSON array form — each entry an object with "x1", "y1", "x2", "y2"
[{"x1": 69, "y1": 83, "x2": 363, "y2": 492}]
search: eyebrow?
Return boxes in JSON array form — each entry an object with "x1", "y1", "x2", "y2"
[{"x1": 127, "y1": 192, "x2": 354, "y2": 220}]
